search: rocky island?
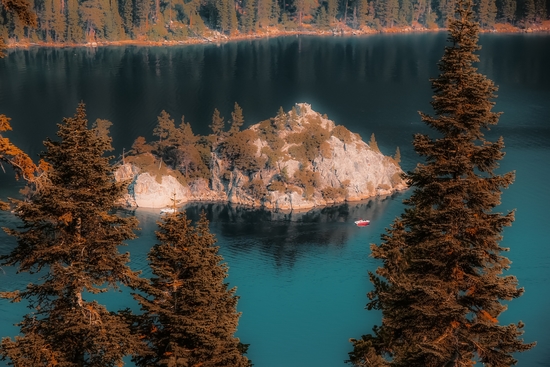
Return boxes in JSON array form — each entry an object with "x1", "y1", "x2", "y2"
[{"x1": 115, "y1": 103, "x2": 407, "y2": 211}]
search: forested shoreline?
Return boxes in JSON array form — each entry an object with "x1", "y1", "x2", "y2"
[{"x1": 1, "y1": 0, "x2": 549, "y2": 47}]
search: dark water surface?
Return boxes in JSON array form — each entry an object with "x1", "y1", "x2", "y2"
[{"x1": 1, "y1": 34, "x2": 549, "y2": 366}]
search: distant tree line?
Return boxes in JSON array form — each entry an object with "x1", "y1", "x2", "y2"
[{"x1": 0, "y1": 0, "x2": 548, "y2": 44}]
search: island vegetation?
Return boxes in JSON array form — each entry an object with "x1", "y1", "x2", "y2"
[
  {"x1": 348, "y1": 0, "x2": 534, "y2": 365},
  {"x1": 119, "y1": 102, "x2": 405, "y2": 210}
]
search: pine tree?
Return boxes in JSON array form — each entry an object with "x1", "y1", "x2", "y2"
[
  {"x1": 209, "y1": 108, "x2": 226, "y2": 149},
  {"x1": 0, "y1": 0, "x2": 36, "y2": 55},
  {"x1": 368, "y1": 133, "x2": 379, "y2": 152},
  {"x1": 50, "y1": 0, "x2": 66, "y2": 42},
  {"x1": 240, "y1": 0, "x2": 257, "y2": 32},
  {"x1": 0, "y1": 115, "x2": 38, "y2": 182},
  {"x1": 327, "y1": 0, "x2": 339, "y2": 24},
  {"x1": 439, "y1": 0, "x2": 457, "y2": 25},
  {"x1": 0, "y1": 103, "x2": 142, "y2": 366},
  {"x1": 498, "y1": 0, "x2": 516, "y2": 23},
  {"x1": 269, "y1": 0, "x2": 280, "y2": 25},
  {"x1": 228, "y1": 0, "x2": 239, "y2": 33},
  {"x1": 477, "y1": 0, "x2": 497, "y2": 28},
  {"x1": 317, "y1": 6, "x2": 331, "y2": 28},
  {"x1": 348, "y1": 0, "x2": 535, "y2": 365},
  {"x1": 398, "y1": 0, "x2": 413, "y2": 25},
  {"x1": 210, "y1": 108, "x2": 225, "y2": 136},
  {"x1": 0, "y1": 115, "x2": 38, "y2": 210},
  {"x1": 228, "y1": 102, "x2": 244, "y2": 135},
  {"x1": 393, "y1": 146, "x2": 401, "y2": 163},
  {"x1": 412, "y1": 0, "x2": 427, "y2": 24},
  {"x1": 523, "y1": 0, "x2": 536, "y2": 24},
  {"x1": 216, "y1": 0, "x2": 230, "y2": 32},
  {"x1": 67, "y1": 0, "x2": 85, "y2": 42},
  {"x1": 123, "y1": 0, "x2": 134, "y2": 34},
  {"x1": 256, "y1": 0, "x2": 272, "y2": 27},
  {"x1": 382, "y1": 0, "x2": 399, "y2": 26},
  {"x1": 356, "y1": 0, "x2": 369, "y2": 27},
  {"x1": 153, "y1": 110, "x2": 178, "y2": 154},
  {"x1": 534, "y1": 0, "x2": 547, "y2": 22},
  {"x1": 131, "y1": 210, "x2": 251, "y2": 367}
]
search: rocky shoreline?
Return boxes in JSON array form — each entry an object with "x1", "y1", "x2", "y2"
[{"x1": 6, "y1": 21, "x2": 550, "y2": 51}]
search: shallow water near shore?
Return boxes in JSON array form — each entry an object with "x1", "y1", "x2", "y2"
[{"x1": 1, "y1": 34, "x2": 550, "y2": 366}]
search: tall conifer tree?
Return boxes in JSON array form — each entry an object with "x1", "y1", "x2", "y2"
[
  {"x1": 0, "y1": 104, "x2": 142, "y2": 366},
  {"x1": 131, "y1": 210, "x2": 251, "y2": 367},
  {"x1": 228, "y1": 102, "x2": 244, "y2": 135},
  {"x1": 348, "y1": 0, "x2": 535, "y2": 365},
  {"x1": 0, "y1": 0, "x2": 36, "y2": 55}
]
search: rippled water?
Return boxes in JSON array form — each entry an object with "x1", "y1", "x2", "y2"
[{"x1": 1, "y1": 34, "x2": 549, "y2": 366}]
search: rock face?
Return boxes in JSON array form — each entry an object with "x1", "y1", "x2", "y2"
[{"x1": 115, "y1": 103, "x2": 407, "y2": 210}]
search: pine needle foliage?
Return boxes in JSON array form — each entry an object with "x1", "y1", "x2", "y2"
[
  {"x1": 131, "y1": 210, "x2": 251, "y2": 367},
  {"x1": 0, "y1": 103, "x2": 142, "y2": 366},
  {"x1": 348, "y1": 1, "x2": 535, "y2": 366},
  {"x1": 0, "y1": 114, "x2": 38, "y2": 184}
]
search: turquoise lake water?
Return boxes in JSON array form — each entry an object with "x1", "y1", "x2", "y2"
[{"x1": 0, "y1": 33, "x2": 549, "y2": 366}]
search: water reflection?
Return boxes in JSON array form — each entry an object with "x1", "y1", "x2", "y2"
[{"x1": 126, "y1": 194, "x2": 399, "y2": 269}]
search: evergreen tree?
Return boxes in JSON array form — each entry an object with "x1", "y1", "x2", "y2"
[
  {"x1": 42, "y1": 0, "x2": 55, "y2": 41},
  {"x1": 209, "y1": 108, "x2": 226, "y2": 148},
  {"x1": 317, "y1": 6, "x2": 331, "y2": 28},
  {"x1": 522, "y1": 0, "x2": 536, "y2": 23},
  {"x1": 398, "y1": 0, "x2": 413, "y2": 25},
  {"x1": 103, "y1": 0, "x2": 125, "y2": 40},
  {"x1": 368, "y1": 133, "x2": 379, "y2": 152},
  {"x1": 67, "y1": 0, "x2": 85, "y2": 42},
  {"x1": 386, "y1": 0, "x2": 400, "y2": 26},
  {"x1": 0, "y1": 115, "x2": 38, "y2": 182},
  {"x1": 228, "y1": 102, "x2": 244, "y2": 135},
  {"x1": 256, "y1": 0, "x2": 272, "y2": 27},
  {"x1": 273, "y1": 106, "x2": 287, "y2": 130},
  {"x1": 0, "y1": 103, "x2": 142, "y2": 366},
  {"x1": 228, "y1": 0, "x2": 239, "y2": 33},
  {"x1": 80, "y1": 0, "x2": 107, "y2": 40},
  {"x1": 131, "y1": 210, "x2": 251, "y2": 367},
  {"x1": 477, "y1": 0, "x2": 497, "y2": 28},
  {"x1": 356, "y1": 0, "x2": 369, "y2": 27},
  {"x1": 0, "y1": 0, "x2": 37, "y2": 55},
  {"x1": 153, "y1": 110, "x2": 178, "y2": 153},
  {"x1": 134, "y1": 0, "x2": 150, "y2": 33},
  {"x1": 439, "y1": 0, "x2": 457, "y2": 25},
  {"x1": 412, "y1": 0, "x2": 427, "y2": 24},
  {"x1": 240, "y1": 0, "x2": 257, "y2": 32},
  {"x1": 295, "y1": 0, "x2": 318, "y2": 24},
  {"x1": 215, "y1": 0, "x2": 230, "y2": 32},
  {"x1": 534, "y1": 0, "x2": 547, "y2": 22},
  {"x1": 498, "y1": 0, "x2": 517, "y2": 23},
  {"x1": 348, "y1": 0, "x2": 535, "y2": 365},
  {"x1": 269, "y1": 0, "x2": 280, "y2": 25},
  {"x1": 210, "y1": 108, "x2": 225, "y2": 136},
  {"x1": 50, "y1": 0, "x2": 66, "y2": 42},
  {"x1": 327, "y1": 0, "x2": 339, "y2": 23},
  {"x1": 393, "y1": 146, "x2": 400, "y2": 163}
]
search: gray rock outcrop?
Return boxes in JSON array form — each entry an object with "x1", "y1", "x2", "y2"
[{"x1": 115, "y1": 103, "x2": 407, "y2": 210}]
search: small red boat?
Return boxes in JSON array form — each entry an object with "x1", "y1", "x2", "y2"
[{"x1": 355, "y1": 219, "x2": 370, "y2": 227}]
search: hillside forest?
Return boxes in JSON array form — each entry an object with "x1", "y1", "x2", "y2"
[{"x1": 1, "y1": 0, "x2": 549, "y2": 45}]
